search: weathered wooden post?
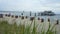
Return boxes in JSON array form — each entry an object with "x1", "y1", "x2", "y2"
[
  {"x1": 21, "y1": 16, "x2": 24, "y2": 19},
  {"x1": 11, "y1": 15, "x2": 14, "y2": 18},
  {"x1": 56, "y1": 19, "x2": 59, "y2": 25},
  {"x1": 0, "y1": 14, "x2": 3, "y2": 18},
  {"x1": 48, "y1": 18, "x2": 50, "y2": 22},
  {"x1": 41, "y1": 18, "x2": 44, "y2": 23},
  {"x1": 15, "y1": 16, "x2": 18, "y2": 18},
  {"x1": 21, "y1": 12, "x2": 23, "y2": 16},
  {"x1": 38, "y1": 17, "x2": 40, "y2": 20},
  {"x1": 30, "y1": 11, "x2": 31, "y2": 16},
  {"x1": 25, "y1": 16, "x2": 28, "y2": 19},
  {"x1": 21, "y1": 11, "x2": 24, "y2": 19},
  {"x1": 19, "y1": 16, "x2": 21, "y2": 17},
  {"x1": 5, "y1": 14, "x2": 7, "y2": 16},
  {"x1": 8, "y1": 14, "x2": 11, "y2": 17},
  {"x1": 34, "y1": 13, "x2": 36, "y2": 17},
  {"x1": 30, "y1": 17, "x2": 35, "y2": 21},
  {"x1": 48, "y1": 16, "x2": 50, "y2": 22}
]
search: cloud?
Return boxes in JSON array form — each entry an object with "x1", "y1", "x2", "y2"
[{"x1": 0, "y1": 0, "x2": 60, "y2": 14}]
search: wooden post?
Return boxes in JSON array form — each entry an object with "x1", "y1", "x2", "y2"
[
  {"x1": 30, "y1": 11, "x2": 31, "y2": 16},
  {"x1": 38, "y1": 17, "x2": 40, "y2": 20},
  {"x1": 34, "y1": 13, "x2": 36, "y2": 17},
  {"x1": 48, "y1": 18, "x2": 50, "y2": 22},
  {"x1": 56, "y1": 19, "x2": 59, "y2": 25},
  {"x1": 30, "y1": 17, "x2": 35, "y2": 21},
  {"x1": 21, "y1": 16, "x2": 24, "y2": 19},
  {"x1": 41, "y1": 18, "x2": 44, "y2": 22},
  {"x1": 0, "y1": 14, "x2": 3, "y2": 18}
]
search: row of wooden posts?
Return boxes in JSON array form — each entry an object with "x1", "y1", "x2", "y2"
[
  {"x1": 5, "y1": 13, "x2": 59, "y2": 25},
  {"x1": 30, "y1": 17, "x2": 59, "y2": 25},
  {"x1": 0, "y1": 12, "x2": 59, "y2": 25}
]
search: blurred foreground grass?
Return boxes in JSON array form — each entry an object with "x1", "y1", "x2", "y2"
[{"x1": 0, "y1": 20, "x2": 57, "y2": 34}]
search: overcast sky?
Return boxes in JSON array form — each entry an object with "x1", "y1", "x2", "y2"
[{"x1": 0, "y1": 0, "x2": 60, "y2": 14}]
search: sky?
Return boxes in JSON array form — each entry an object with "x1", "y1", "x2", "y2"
[{"x1": 0, "y1": 0, "x2": 60, "y2": 14}]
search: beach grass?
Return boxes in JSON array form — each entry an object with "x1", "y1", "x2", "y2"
[{"x1": 0, "y1": 20, "x2": 57, "y2": 34}]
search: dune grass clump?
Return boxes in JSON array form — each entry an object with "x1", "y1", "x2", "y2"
[
  {"x1": 0, "y1": 19, "x2": 57, "y2": 34},
  {"x1": 45, "y1": 22, "x2": 56, "y2": 34}
]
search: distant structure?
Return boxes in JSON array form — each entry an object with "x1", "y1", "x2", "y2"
[{"x1": 38, "y1": 11, "x2": 55, "y2": 16}]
